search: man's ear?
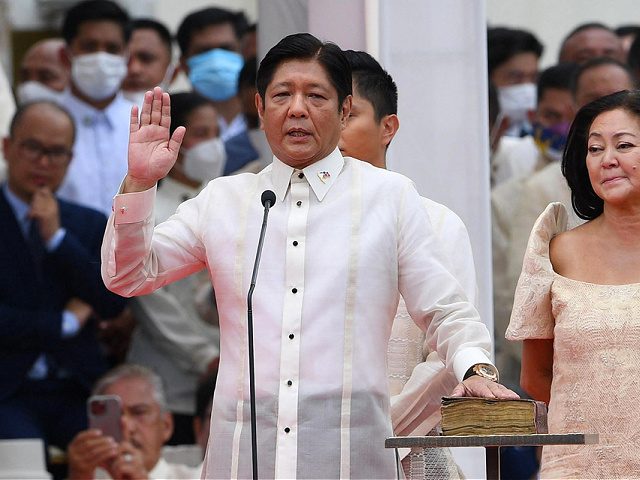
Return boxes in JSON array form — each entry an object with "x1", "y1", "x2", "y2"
[
  {"x1": 255, "y1": 92, "x2": 265, "y2": 131},
  {"x1": 381, "y1": 114, "x2": 399, "y2": 148},
  {"x1": 161, "y1": 411, "x2": 174, "y2": 443},
  {"x1": 340, "y1": 95, "x2": 353, "y2": 128}
]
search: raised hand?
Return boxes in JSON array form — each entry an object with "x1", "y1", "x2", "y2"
[{"x1": 124, "y1": 87, "x2": 186, "y2": 193}]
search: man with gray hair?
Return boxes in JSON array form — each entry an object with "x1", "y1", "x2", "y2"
[{"x1": 67, "y1": 364, "x2": 201, "y2": 480}]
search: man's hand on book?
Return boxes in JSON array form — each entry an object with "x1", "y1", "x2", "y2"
[{"x1": 451, "y1": 375, "x2": 520, "y2": 399}]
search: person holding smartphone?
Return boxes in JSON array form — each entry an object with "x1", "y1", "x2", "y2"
[{"x1": 67, "y1": 364, "x2": 200, "y2": 480}]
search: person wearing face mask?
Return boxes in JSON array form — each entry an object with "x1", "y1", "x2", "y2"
[
  {"x1": 125, "y1": 92, "x2": 221, "y2": 445},
  {"x1": 16, "y1": 38, "x2": 70, "y2": 106},
  {"x1": 488, "y1": 27, "x2": 544, "y2": 139},
  {"x1": 492, "y1": 63, "x2": 578, "y2": 187},
  {"x1": 122, "y1": 19, "x2": 176, "y2": 108},
  {"x1": 176, "y1": 7, "x2": 249, "y2": 142},
  {"x1": 55, "y1": 0, "x2": 133, "y2": 218}
]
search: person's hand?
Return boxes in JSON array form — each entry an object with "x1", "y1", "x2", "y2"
[
  {"x1": 450, "y1": 375, "x2": 520, "y2": 399},
  {"x1": 125, "y1": 87, "x2": 186, "y2": 193},
  {"x1": 67, "y1": 429, "x2": 118, "y2": 480},
  {"x1": 108, "y1": 441, "x2": 148, "y2": 480},
  {"x1": 65, "y1": 297, "x2": 93, "y2": 329},
  {"x1": 29, "y1": 187, "x2": 60, "y2": 242}
]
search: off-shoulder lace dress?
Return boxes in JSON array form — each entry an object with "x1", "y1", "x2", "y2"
[{"x1": 506, "y1": 203, "x2": 640, "y2": 479}]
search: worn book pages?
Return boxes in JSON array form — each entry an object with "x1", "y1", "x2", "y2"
[{"x1": 440, "y1": 396, "x2": 548, "y2": 436}]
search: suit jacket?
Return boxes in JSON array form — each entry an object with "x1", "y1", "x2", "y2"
[{"x1": 0, "y1": 189, "x2": 126, "y2": 400}]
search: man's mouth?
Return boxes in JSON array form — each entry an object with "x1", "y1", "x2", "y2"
[{"x1": 287, "y1": 128, "x2": 310, "y2": 137}]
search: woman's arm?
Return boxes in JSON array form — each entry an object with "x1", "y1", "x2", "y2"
[{"x1": 521, "y1": 338, "x2": 553, "y2": 404}]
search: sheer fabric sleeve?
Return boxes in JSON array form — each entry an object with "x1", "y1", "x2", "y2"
[{"x1": 505, "y1": 202, "x2": 568, "y2": 341}]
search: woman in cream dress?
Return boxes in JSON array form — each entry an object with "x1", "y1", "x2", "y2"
[{"x1": 507, "y1": 90, "x2": 640, "y2": 479}]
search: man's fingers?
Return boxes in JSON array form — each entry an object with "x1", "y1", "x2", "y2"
[
  {"x1": 140, "y1": 91, "x2": 153, "y2": 126},
  {"x1": 150, "y1": 87, "x2": 163, "y2": 125},
  {"x1": 130, "y1": 105, "x2": 139, "y2": 133},
  {"x1": 168, "y1": 126, "x2": 186, "y2": 154},
  {"x1": 160, "y1": 91, "x2": 172, "y2": 129}
]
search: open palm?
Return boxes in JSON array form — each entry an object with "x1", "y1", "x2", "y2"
[{"x1": 126, "y1": 87, "x2": 185, "y2": 191}]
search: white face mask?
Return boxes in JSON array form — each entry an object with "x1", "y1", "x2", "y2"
[
  {"x1": 71, "y1": 52, "x2": 127, "y2": 101},
  {"x1": 182, "y1": 137, "x2": 227, "y2": 183},
  {"x1": 16, "y1": 81, "x2": 64, "y2": 105},
  {"x1": 498, "y1": 83, "x2": 537, "y2": 125}
]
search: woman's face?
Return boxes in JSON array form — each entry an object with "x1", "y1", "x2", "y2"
[{"x1": 586, "y1": 108, "x2": 640, "y2": 206}]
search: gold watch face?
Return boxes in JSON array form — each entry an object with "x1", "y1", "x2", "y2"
[{"x1": 474, "y1": 364, "x2": 498, "y2": 382}]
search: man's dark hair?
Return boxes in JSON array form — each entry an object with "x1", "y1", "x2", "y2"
[
  {"x1": 62, "y1": 0, "x2": 130, "y2": 45},
  {"x1": 343, "y1": 50, "x2": 397, "y2": 121},
  {"x1": 487, "y1": 27, "x2": 544, "y2": 76},
  {"x1": 615, "y1": 24, "x2": 640, "y2": 38},
  {"x1": 563, "y1": 89, "x2": 640, "y2": 219},
  {"x1": 169, "y1": 92, "x2": 214, "y2": 136},
  {"x1": 570, "y1": 56, "x2": 635, "y2": 96},
  {"x1": 537, "y1": 62, "x2": 579, "y2": 103},
  {"x1": 10, "y1": 101, "x2": 76, "y2": 143},
  {"x1": 559, "y1": 22, "x2": 615, "y2": 60},
  {"x1": 176, "y1": 7, "x2": 248, "y2": 56},
  {"x1": 256, "y1": 33, "x2": 352, "y2": 111},
  {"x1": 131, "y1": 18, "x2": 173, "y2": 58},
  {"x1": 238, "y1": 56, "x2": 257, "y2": 91}
]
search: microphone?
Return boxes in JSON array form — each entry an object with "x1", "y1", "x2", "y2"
[{"x1": 246, "y1": 189, "x2": 276, "y2": 480}]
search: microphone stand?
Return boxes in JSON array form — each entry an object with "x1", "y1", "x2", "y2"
[{"x1": 246, "y1": 190, "x2": 275, "y2": 480}]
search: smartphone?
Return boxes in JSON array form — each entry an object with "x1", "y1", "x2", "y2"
[{"x1": 87, "y1": 394, "x2": 123, "y2": 442}]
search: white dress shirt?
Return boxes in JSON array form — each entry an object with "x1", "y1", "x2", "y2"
[
  {"x1": 101, "y1": 148, "x2": 493, "y2": 479},
  {"x1": 57, "y1": 90, "x2": 134, "y2": 216}
]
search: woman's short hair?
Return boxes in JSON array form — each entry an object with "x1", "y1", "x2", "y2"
[{"x1": 563, "y1": 89, "x2": 640, "y2": 220}]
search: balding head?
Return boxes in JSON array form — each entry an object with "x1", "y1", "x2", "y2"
[
  {"x1": 559, "y1": 24, "x2": 624, "y2": 64},
  {"x1": 20, "y1": 38, "x2": 69, "y2": 92}
]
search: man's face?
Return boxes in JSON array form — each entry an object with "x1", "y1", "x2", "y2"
[
  {"x1": 3, "y1": 105, "x2": 74, "y2": 203},
  {"x1": 103, "y1": 378, "x2": 172, "y2": 472},
  {"x1": 181, "y1": 104, "x2": 219, "y2": 150},
  {"x1": 560, "y1": 28, "x2": 624, "y2": 64},
  {"x1": 491, "y1": 52, "x2": 538, "y2": 87},
  {"x1": 257, "y1": 59, "x2": 351, "y2": 169},
  {"x1": 339, "y1": 87, "x2": 386, "y2": 167},
  {"x1": 535, "y1": 88, "x2": 575, "y2": 127},
  {"x1": 184, "y1": 23, "x2": 240, "y2": 60},
  {"x1": 122, "y1": 28, "x2": 171, "y2": 91},
  {"x1": 67, "y1": 20, "x2": 127, "y2": 56},
  {"x1": 20, "y1": 41, "x2": 69, "y2": 91},
  {"x1": 575, "y1": 64, "x2": 635, "y2": 108}
]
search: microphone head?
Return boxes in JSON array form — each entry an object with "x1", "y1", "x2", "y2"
[{"x1": 261, "y1": 189, "x2": 276, "y2": 208}]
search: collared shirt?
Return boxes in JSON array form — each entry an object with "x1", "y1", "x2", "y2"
[
  {"x1": 96, "y1": 457, "x2": 201, "y2": 479},
  {"x1": 57, "y1": 90, "x2": 134, "y2": 216},
  {"x1": 102, "y1": 147, "x2": 493, "y2": 479},
  {"x1": 219, "y1": 112, "x2": 247, "y2": 142}
]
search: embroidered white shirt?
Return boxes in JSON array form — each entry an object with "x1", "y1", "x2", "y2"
[{"x1": 101, "y1": 147, "x2": 493, "y2": 479}]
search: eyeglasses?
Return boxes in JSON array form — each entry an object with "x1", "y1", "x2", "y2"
[{"x1": 18, "y1": 139, "x2": 72, "y2": 166}]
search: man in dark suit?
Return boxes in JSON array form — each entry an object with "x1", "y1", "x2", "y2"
[{"x1": 0, "y1": 101, "x2": 127, "y2": 453}]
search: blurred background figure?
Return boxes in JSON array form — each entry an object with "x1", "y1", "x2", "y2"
[
  {"x1": 615, "y1": 24, "x2": 640, "y2": 57},
  {"x1": 56, "y1": 0, "x2": 133, "y2": 217},
  {"x1": 67, "y1": 365, "x2": 201, "y2": 480},
  {"x1": 177, "y1": 6, "x2": 248, "y2": 141},
  {"x1": 0, "y1": 101, "x2": 126, "y2": 476},
  {"x1": 121, "y1": 18, "x2": 175, "y2": 107},
  {"x1": 126, "y1": 91, "x2": 221, "y2": 446},
  {"x1": 507, "y1": 89, "x2": 640, "y2": 479},
  {"x1": 558, "y1": 22, "x2": 625, "y2": 64},
  {"x1": 0, "y1": 63, "x2": 16, "y2": 181},
  {"x1": 16, "y1": 38, "x2": 69, "y2": 105},
  {"x1": 488, "y1": 26, "x2": 544, "y2": 138},
  {"x1": 240, "y1": 22, "x2": 257, "y2": 60}
]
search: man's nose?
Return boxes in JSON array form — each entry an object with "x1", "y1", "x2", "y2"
[
  {"x1": 120, "y1": 413, "x2": 135, "y2": 441},
  {"x1": 288, "y1": 94, "x2": 308, "y2": 117}
]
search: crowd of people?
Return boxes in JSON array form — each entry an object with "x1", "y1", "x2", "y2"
[{"x1": 1, "y1": 1, "x2": 639, "y2": 479}]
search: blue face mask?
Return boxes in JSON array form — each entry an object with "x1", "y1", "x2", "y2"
[
  {"x1": 187, "y1": 48, "x2": 244, "y2": 102},
  {"x1": 532, "y1": 121, "x2": 571, "y2": 162}
]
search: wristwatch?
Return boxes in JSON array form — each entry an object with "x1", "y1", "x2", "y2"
[{"x1": 464, "y1": 363, "x2": 499, "y2": 382}]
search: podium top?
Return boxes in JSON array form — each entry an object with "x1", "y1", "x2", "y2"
[{"x1": 385, "y1": 433, "x2": 598, "y2": 449}]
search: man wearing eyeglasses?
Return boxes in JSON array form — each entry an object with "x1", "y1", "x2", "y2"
[{"x1": 0, "y1": 101, "x2": 127, "y2": 464}]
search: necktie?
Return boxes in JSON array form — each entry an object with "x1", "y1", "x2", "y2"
[{"x1": 27, "y1": 219, "x2": 45, "y2": 279}]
